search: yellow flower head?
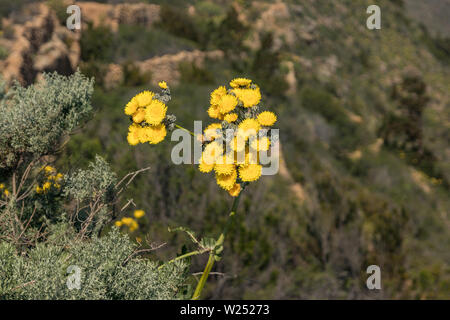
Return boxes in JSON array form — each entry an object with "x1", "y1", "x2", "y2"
[
  {"x1": 224, "y1": 113, "x2": 238, "y2": 123},
  {"x1": 228, "y1": 183, "x2": 241, "y2": 197},
  {"x1": 214, "y1": 155, "x2": 236, "y2": 175},
  {"x1": 121, "y1": 217, "x2": 133, "y2": 225},
  {"x1": 238, "y1": 118, "x2": 261, "y2": 138},
  {"x1": 35, "y1": 186, "x2": 42, "y2": 194},
  {"x1": 134, "y1": 210, "x2": 145, "y2": 219},
  {"x1": 55, "y1": 173, "x2": 64, "y2": 182},
  {"x1": 216, "y1": 168, "x2": 237, "y2": 190},
  {"x1": 239, "y1": 163, "x2": 262, "y2": 182},
  {"x1": 115, "y1": 221, "x2": 123, "y2": 227},
  {"x1": 158, "y1": 81, "x2": 168, "y2": 89},
  {"x1": 127, "y1": 124, "x2": 142, "y2": 145},
  {"x1": 3, "y1": 189, "x2": 9, "y2": 196},
  {"x1": 44, "y1": 166, "x2": 56, "y2": 175},
  {"x1": 210, "y1": 86, "x2": 227, "y2": 106},
  {"x1": 218, "y1": 94, "x2": 238, "y2": 114},
  {"x1": 202, "y1": 141, "x2": 223, "y2": 165},
  {"x1": 129, "y1": 221, "x2": 138, "y2": 232},
  {"x1": 198, "y1": 156, "x2": 215, "y2": 173},
  {"x1": 230, "y1": 78, "x2": 252, "y2": 88},
  {"x1": 145, "y1": 100, "x2": 167, "y2": 125},
  {"x1": 144, "y1": 124, "x2": 167, "y2": 144},
  {"x1": 132, "y1": 108, "x2": 146, "y2": 123},
  {"x1": 257, "y1": 111, "x2": 277, "y2": 126},
  {"x1": 135, "y1": 91, "x2": 155, "y2": 107},
  {"x1": 230, "y1": 135, "x2": 246, "y2": 152},
  {"x1": 233, "y1": 88, "x2": 261, "y2": 107},
  {"x1": 43, "y1": 181, "x2": 52, "y2": 191},
  {"x1": 250, "y1": 136, "x2": 270, "y2": 152},
  {"x1": 207, "y1": 105, "x2": 221, "y2": 119},
  {"x1": 0, "y1": 183, "x2": 4, "y2": 189},
  {"x1": 125, "y1": 97, "x2": 139, "y2": 115},
  {"x1": 204, "y1": 123, "x2": 222, "y2": 141}
]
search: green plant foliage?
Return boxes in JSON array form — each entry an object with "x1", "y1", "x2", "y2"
[
  {"x1": 0, "y1": 226, "x2": 188, "y2": 299},
  {"x1": 0, "y1": 71, "x2": 189, "y2": 300},
  {"x1": 0, "y1": 71, "x2": 94, "y2": 170}
]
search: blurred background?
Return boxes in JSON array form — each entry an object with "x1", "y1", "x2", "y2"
[{"x1": 0, "y1": 0, "x2": 449, "y2": 299}]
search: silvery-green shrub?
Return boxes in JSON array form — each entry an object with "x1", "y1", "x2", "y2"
[{"x1": 0, "y1": 72, "x2": 188, "y2": 299}]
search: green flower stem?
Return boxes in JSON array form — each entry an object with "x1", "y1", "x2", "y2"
[
  {"x1": 175, "y1": 124, "x2": 196, "y2": 137},
  {"x1": 158, "y1": 250, "x2": 204, "y2": 270},
  {"x1": 192, "y1": 192, "x2": 242, "y2": 300}
]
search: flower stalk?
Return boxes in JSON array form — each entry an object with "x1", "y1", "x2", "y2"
[{"x1": 192, "y1": 192, "x2": 242, "y2": 300}]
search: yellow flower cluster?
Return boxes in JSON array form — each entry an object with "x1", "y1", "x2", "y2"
[
  {"x1": 0, "y1": 183, "x2": 9, "y2": 198},
  {"x1": 125, "y1": 87, "x2": 170, "y2": 145},
  {"x1": 114, "y1": 209, "x2": 145, "y2": 232},
  {"x1": 198, "y1": 78, "x2": 277, "y2": 197},
  {"x1": 35, "y1": 166, "x2": 63, "y2": 194}
]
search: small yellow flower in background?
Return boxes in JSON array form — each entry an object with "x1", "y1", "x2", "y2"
[
  {"x1": 134, "y1": 209, "x2": 145, "y2": 219},
  {"x1": 158, "y1": 81, "x2": 168, "y2": 89},
  {"x1": 257, "y1": 111, "x2": 277, "y2": 126},
  {"x1": 44, "y1": 166, "x2": 56, "y2": 175},
  {"x1": 35, "y1": 167, "x2": 64, "y2": 195},
  {"x1": 42, "y1": 181, "x2": 52, "y2": 191},
  {"x1": 119, "y1": 217, "x2": 139, "y2": 232},
  {"x1": 0, "y1": 183, "x2": 4, "y2": 189},
  {"x1": 4, "y1": 189, "x2": 9, "y2": 197},
  {"x1": 129, "y1": 220, "x2": 138, "y2": 232},
  {"x1": 136, "y1": 237, "x2": 142, "y2": 243}
]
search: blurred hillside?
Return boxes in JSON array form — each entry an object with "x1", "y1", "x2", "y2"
[
  {"x1": 1, "y1": 0, "x2": 449, "y2": 299},
  {"x1": 404, "y1": 0, "x2": 450, "y2": 36}
]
